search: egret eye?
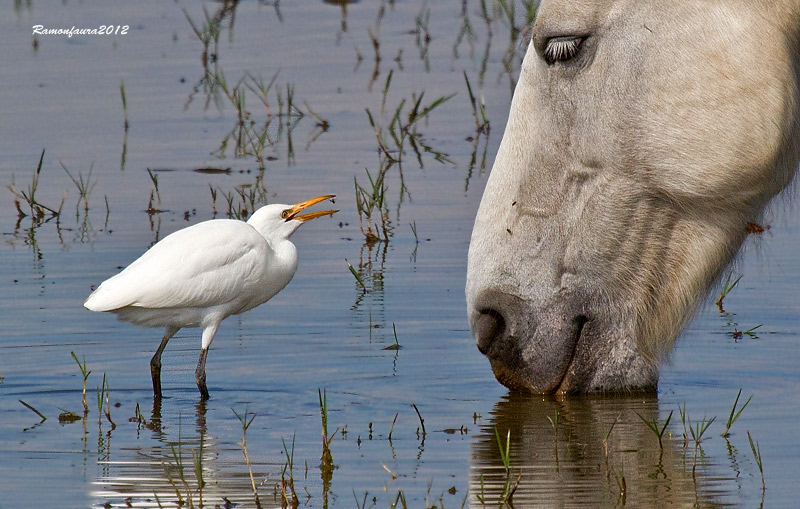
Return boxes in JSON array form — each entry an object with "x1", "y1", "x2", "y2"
[
  {"x1": 543, "y1": 36, "x2": 584, "y2": 64},
  {"x1": 281, "y1": 209, "x2": 291, "y2": 219}
]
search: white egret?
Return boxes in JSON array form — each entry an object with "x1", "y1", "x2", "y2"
[{"x1": 84, "y1": 194, "x2": 338, "y2": 399}]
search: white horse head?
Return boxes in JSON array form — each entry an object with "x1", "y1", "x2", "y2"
[{"x1": 467, "y1": 0, "x2": 800, "y2": 393}]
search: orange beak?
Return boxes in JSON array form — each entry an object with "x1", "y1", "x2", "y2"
[{"x1": 285, "y1": 195, "x2": 338, "y2": 222}]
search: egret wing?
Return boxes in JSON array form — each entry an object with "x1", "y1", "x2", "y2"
[{"x1": 85, "y1": 220, "x2": 272, "y2": 311}]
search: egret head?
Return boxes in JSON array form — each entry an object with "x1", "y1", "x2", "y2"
[{"x1": 248, "y1": 195, "x2": 337, "y2": 240}]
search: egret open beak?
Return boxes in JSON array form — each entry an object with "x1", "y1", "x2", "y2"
[{"x1": 286, "y1": 194, "x2": 338, "y2": 222}]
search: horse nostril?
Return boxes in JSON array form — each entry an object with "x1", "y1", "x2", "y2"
[{"x1": 474, "y1": 308, "x2": 506, "y2": 355}]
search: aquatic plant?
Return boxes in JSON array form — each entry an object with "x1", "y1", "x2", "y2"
[
  {"x1": 19, "y1": 399, "x2": 47, "y2": 423},
  {"x1": 280, "y1": 433, "x2": 298, "y2": 508},
  {"x1": 145, "y1": 168, "x2": 162, "y2": 215},
  {"x1": 614, "y1": 466, "x2": 627, "y2": 505},
  {"x1": 70, "y1": 351, "x2": 91, "y2": 415},
  {"x1": 689, "y1": 414, "x2": 716, "y2": 474},
  {"x1": 546, "y1": 410, "x2": 560, "y2": 443},
  {"x1": 120, "y1": 80, "x2": 128, "y2": 130},
  {"x1": 365, "y1": 70, "x2": 455, "y2": 167},
  {"x1": 7, "y1": 149, "x2": 63, "y2": 225},
  {"x1": 716, "y1": 274, "x2": 743, "y2": 312},
  {"x1": 463, "y1": 71, "x2": 489, "y2": 134},
  {"x1": 493, "y1": 427, "x2": 521, "y2": 505},
  {"x1": 636, "y1": 409, "x2": 673, "y2": 451},
  {"x1": 747, "y1": 430, "x2": 765, "y2": 492},
  {"x1": 389, "y1": 489, "x2": 408, "y2": 508},
  {"x1": 57, "y1": 408, "x2": 81, "y2": 424},
  {"x1": 382, "y1": 323, "x2": 402, "y2": 351},
  {"x1": 495, "y1": 427, "x2": 511, "y2": 472},
  {"x1": 191, "y1": 434, "x2": 206, "y2": 502},
  {"x1": 678, "y1": 402, "x2": 689, "y2": 447},
  {"x1": 721, "y1": 388, "x2": 752, "y2": 438},
  {"x1": 354, "y1": 166, "x2": 390, "y2": 244},
  {"x1": 353, "y1": 489, "x2": 370, "y2": 509},
  {"x1": 166, "y1": 444, "x2": 192, "y2": 507},
  {"x1": 304, "y1": 100, "x2": 330, "y2": 130},
  {"x1": 387, "y1": 413, "x2": 399, "y2": 441},
  {"x1": 346, "y1": 259, "x2": 368, "y2": 292},
  {"x1": 356, "y1": 70, "x2": 455, "y2": 246},
  {"x1": 412, "y1": 403, "x2": 426, "y2": 439},
  {"x1": 601, "y1": 414, "x2": 620, "y2": 476},
  {"x1": 318, "y1": 389, "x2": 338, "y2": 471},
  {"x1": 232, "y1": 406, "x2": 262, "y2": 508},
  {"x1": 413, "y1": 2, "x2": 432, "y2": 71},
  {"x1": 732, "y1": 324, "x2": 762, "y2": 340},
  {"x1": 60, "y1": 160, "x2": 96, "y2": 217},
  {"x1": 96, "y1": 373, "x2": 115, "y2": 429}
]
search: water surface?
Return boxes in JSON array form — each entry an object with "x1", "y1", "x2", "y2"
[{"x1": 1, "y1": 1, "x2": 798, "y2": 507}]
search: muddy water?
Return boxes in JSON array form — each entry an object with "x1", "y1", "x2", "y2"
[{"x1": 0, "y1": 1, "x2": 798, "y2": 507}]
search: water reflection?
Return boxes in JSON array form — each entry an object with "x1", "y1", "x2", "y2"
[
  {"x1": 471, "y1": 393, "x2": 737, "y2": 507},
  {"x1": 183, "y1": 1, "x2": 318, "y2": 173},
  {"x1": 92, "y1": 400, "x2": 277, "y2": 508},
  {"x1": 5, "y1": 150, "x2": 110, "y2": 256},
  {"x1": 464, "y1": 129, "x2": 490, "y2": 192},
  {"x1": 322, "y1": 0, "x2": 358, "y2": 35}
]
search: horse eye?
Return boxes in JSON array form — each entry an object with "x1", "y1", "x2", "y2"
[{"x1": 543, "y1": 36, "x2": 585, "y2": 64}]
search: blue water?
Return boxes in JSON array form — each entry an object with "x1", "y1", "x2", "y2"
[{"x1": 1, "y1": 1, "x2": 798, "y2": 507}]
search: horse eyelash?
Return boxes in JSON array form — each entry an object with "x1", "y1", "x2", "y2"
[{"x1": 543, "y1": 37, "x2": 584, "y2": 64}]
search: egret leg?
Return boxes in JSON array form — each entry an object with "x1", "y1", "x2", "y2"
[
  {"x1": 195, "y1": 321, "x2": 220, "y2": 400},
  {"x1": 150, "y1": 326, "x2": 180, "y2": 399},
  {"x1": 195, "y1": 348, "x2": 210, "y2": 400}
]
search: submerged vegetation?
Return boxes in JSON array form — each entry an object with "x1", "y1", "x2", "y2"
[
  {"x1": 7, "y1": 341, "x2": 773, "y2": 507},
  {"x1": 6, "y1": 0, "x2": 523, "y2": 256}
]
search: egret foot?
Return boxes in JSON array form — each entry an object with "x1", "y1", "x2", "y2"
[{"x1": 196, "y1": 348, "x2": 210, "y2": 400}]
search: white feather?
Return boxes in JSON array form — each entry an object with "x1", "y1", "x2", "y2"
[{"x1": 84, "y1": 220, "x2": 281, "y2": 313}]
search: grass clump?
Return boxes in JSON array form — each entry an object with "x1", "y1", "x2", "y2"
[
  {"x1": 70, "y1": 351, "x2": 91, "y2": 415},
  {"x1": 19, "y1": 399, "x2": 47, "y2": 423},
  {"x1": 601, "y1": 414, "x2": 620, "y2": 475},
  {"x1": 318, "y1": 389, "x2": 339, "y2": 470},
  {"x1": 732, "y1": 323, "x2": 762, "y2": 340},
  {"x1": 463, "y1": 71, "x2": 489, "y2": 134},
  {"x1": 120, "y1": 80, "x2": 129, "y2": 130},
  {"x1": 747, "y1": 430, "x2": 765, "y2": 492},
  {"x1": 688, "y1": 414, "x2": 716, "y2": 474},
  {"x1": 96, "y1": 373, "x2": 115, "y2": 429},
  {"x1": 145, "y1": 168, "x2": 162, "y2": 215},
  {"x1": 354, "y1": 167, "x2": 390, "y2": 244},
  {"x1": 493, "y1": 427, "x2": 521, "y2": 505},
  {"x1": 365, "y1": 76, "x2": 455, "y2": 167},
  {"x1": 232, "y1": 406, "x2": 262, "y2": 508},
  {"x1": 382, "y1": 323, "x2": 402, "y2": 350},
  {"x1": 636, "y1": 409, "x2": 673, "y2": 451},
  {"x1": 7, "y1": 149, "x2": 63, "y2": 225},
  {"x1": 60, "y1": 160, "x2": 96, "y2": 217},
  {"x1": 716, "y1": 274, "x2": 742, "y2": 312},
  {"x1": 346, "y1": 259, "x2": 368, "y2": 293},
  {"x1": 280, "y1": 433, "x2": 298, "y2": 508},
  {"x1": 721, "y1": 388, "x2": 752, "y2": 438}
]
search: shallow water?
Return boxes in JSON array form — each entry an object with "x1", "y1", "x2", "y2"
[{"x1": 1, "y1": 1, "x2": 798, "y2": 507}]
